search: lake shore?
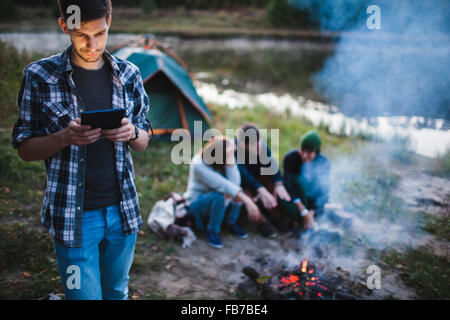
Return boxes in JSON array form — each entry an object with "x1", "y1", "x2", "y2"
[{"x1": 0, "y1": 7, "x2": 337, "y2": 40}]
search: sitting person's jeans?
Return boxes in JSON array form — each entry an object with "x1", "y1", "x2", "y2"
[
  {"x1": 188, "y1": 191, "x2": 242, "y2": 234},
  {"x1": 53, "y1": 204, "x2": 137, "y2": 300}
]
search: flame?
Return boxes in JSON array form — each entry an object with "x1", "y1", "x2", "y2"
[
  {"x1": 301, "y1": 260, "x2": 308, "y2": 273},
  {"x1": 280, "y1": 274, "x2": 299, "y2": 285}
]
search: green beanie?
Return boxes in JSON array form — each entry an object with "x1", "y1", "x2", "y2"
[{"x1": 300, "y1": 130, "x2": 322, "y2": 153}]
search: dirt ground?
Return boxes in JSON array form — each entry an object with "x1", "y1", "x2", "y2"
[{"x1": 130, "y1": 162, "x2": 449, "y2": 300}]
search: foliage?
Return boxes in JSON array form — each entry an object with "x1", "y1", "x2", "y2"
[
  {"x1": 381, "y1": 248, "x2": 450, "y2": 299},
  {"x1": 266, "y1": 0, "x2": 315, "y2": 28},
  {"x1": 432, "y1": 149, "x2": 450, "y2": 178},
  {"x1": 0, "y1": 41, "x2": 39, "y2": 128},
  {"x1": 0, "y1": 0, "x2": 18, "y2": 20},
  {"x1": 142, "y1": 0, "x2": 157, "y2": 15}
]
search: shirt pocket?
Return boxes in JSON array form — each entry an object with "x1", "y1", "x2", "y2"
[{"x1": 42, "y1": 101, "x2": 75, "y2": 134}]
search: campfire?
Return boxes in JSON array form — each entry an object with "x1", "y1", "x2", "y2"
[{"x1": 240, "y1": 259, "x2": 365, "y2": 300}]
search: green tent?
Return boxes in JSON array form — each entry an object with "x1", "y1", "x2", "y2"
[{"x1": 113, "y1": 47, "x2": 214, "y2": 137}]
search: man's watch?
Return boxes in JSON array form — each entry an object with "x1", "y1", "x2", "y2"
[
  {"x1": 300, "y1": 208, "x2": 309, "y2": 217},
  {"x1": 129, "y1": 125, "x2": 139, "y2": 141}
]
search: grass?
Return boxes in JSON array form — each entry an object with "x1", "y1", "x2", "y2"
[
  {"x1": 381, "y1": 248, "x2": 450, "y2": 299},
  {"x1": 333, "y1": 151, "x2": 408, "y2": 222},
  {"x1": 0, "y1": 41, "x2": 41, "y2": 128},
  {"x1": 431, "y1": 149, "x2": 450, "y2": 178},
  {"x1": 419, "y1": 212, "x2": 450, "y2": 242}
]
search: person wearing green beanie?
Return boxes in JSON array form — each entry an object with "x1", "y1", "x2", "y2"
[
  {"x1": 301, "y1": 130, "x2": 322, "y2": 154},
  {"x1": 281, "y1": 130, "x2": 330, "y2": 230}
]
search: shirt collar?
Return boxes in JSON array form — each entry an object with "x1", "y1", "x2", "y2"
[{"x1": 59, "y1": 44, "x2": 125, "y2": 84}]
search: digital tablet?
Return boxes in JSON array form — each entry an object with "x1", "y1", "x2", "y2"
[{"x1": 81, "y1": 108, "x2": 126, "y2": 130}]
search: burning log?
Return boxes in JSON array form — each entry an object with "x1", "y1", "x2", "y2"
[{"x1": 240, "y1": 260, "x2": 359, "y2": 300}]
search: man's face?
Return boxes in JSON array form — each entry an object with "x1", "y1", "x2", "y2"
[
  {"x1": 59, "y1": 16, "x2": 111, "y2": 64},
  {"x1": 238, "y1": 139, "x2": 260, "y2": 156},
  {"x1": 300, "y1": 149, "x2": 317, "y2": 163}
]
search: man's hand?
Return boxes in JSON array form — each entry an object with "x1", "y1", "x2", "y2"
[
  {"x1": 235, "y1": 191, "x2": 265, "y2": 223},
  {"x1": 256, "y1": 187, "x2": 277, "y2": 209},
  {"x1": 61, "y1": 118, "x2": 102, "y2": 146},
  {"x1": 102, "y1": 118, "x2": 135, "y2": 143},
  {"x1": 245, "y1": 200, "x2": 265, "y2": 223},
  {"x1": 303, "y1": 210, "x2": 315, "y2": 229},
  {"x1": 273, "y1": 183, "x2": 291, "y2": 202}
]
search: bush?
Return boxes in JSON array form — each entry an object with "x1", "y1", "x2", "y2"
[
  {"x1": 142, "y1": 0, "x2": 157, "y2": 15},
  {"x1": 265, "y1": 0, "x2": 315, "y2": 28},
  {"x1": 0, "y1": 41, "x2": 39, "y2": 128},
  {"x1": 0, "y1": 0, "x2": 18, "y2": 20}
]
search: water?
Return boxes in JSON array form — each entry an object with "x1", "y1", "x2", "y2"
[{"x1": 1, "y1": 32, "x2": 448, "y2": 157}]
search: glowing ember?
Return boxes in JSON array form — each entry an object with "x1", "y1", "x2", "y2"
[
  {"x1": 301, "y1": 260, "x2": 308, "y2": 273},
  {"x1": 280, "y1": 274, "x2": 299, "y2": 285}
]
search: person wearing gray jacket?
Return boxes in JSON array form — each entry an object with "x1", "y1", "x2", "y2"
[{"x1": 184, "y1": 136, "x2": 261, "y2": 248}]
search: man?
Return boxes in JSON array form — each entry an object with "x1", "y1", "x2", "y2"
[
  {"x1": 282, "y1": 130, "x2": 330, "y2": 229},
  {"x1": 11, "y1": 0, "x2": 151, "y2": 300},
  {"x1": 235, "y1": 123, "x2": 292, "y2": 237}
]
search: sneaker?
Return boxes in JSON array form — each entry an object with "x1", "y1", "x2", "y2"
[
  {"x1": 228, "y1": 224, "x2": 248, "y2": 239},
  {"x1": 259, "y1": 222, "x2": 277, "y2": 238},
  {"x1": 206, "y1": 232, "x2": 223, "y2": 249}
]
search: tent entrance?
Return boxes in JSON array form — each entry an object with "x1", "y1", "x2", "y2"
[{"x1": 144, "y1": 71, "x2": 211, "y2": 137}]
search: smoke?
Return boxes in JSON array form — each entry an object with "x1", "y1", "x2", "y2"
[
  {"x1": 292, "y1": 144, "x2": 428, "y2": 275},
  {"x1": 290, "y1": 0, "x2": 450, "y2": 120}
]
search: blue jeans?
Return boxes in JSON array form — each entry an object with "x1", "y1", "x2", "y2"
[
  {"x1": 188, "y1": 191, "x2": 242, "y2": 234},
  {"x1": 53, "y1": 204, "x2": 137, "y2": 300}
]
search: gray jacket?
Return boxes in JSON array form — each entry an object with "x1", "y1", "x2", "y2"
[{"x1": 184, "y1": 153, "x2": 242, "y2": 204}]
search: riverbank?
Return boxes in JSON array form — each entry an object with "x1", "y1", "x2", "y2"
[{"x1": 0, "y1": 7, "x2": 337, "y2": 40}]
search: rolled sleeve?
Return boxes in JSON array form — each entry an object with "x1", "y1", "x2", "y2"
[
  {"x1": 132, "y1": 69, "x2": 151, "y2": 135},
  {"x1": 11, "y1": 73, "x2": 45, "y2": 149}
]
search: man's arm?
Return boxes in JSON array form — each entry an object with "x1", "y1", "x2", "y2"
[
  {"x1": 128, "y1": 124, "x2": 149, "y2": 152},
  {"x1": 129, "y1": 64, "x2": 151, "y2": 152},
  {"x1": 18, "y1": 119, "x2": 102, "y2": 162},
  {"x1": 282, "y1": 151, "x2": 302, "y2": 200}
]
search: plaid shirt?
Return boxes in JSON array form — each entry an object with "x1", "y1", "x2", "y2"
[{"x1": 11, "y1": 45, "x2": 151, "y2": 248}]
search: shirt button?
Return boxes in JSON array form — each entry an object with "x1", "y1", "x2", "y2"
[
  {"x1": 78, "y1": 183, "x2": 83, "y2": 187},
  {"x1": 79, "y1": 109, "x2": 84, "y2": 113},
  {"x1": 77, "y1": 206, "x2": 81, "y2": 211},
  {"x1": 80, "y1": 158, "x2": 84, "y2": 162}
]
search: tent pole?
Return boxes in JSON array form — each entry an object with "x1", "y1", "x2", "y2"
[{"x1": 176, "y1": 90, "x2": 189, "y2": 131}]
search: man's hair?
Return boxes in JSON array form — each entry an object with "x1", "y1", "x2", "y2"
[
  {"x1": 237, "y1": 122, "x2": 260, "y2": 148},
  {"x1": 57, "y1": 0, "x2": 112, "y2": 22},
  {"x1": 300, "y1": 130, "x2": 322, "y2": 153}
]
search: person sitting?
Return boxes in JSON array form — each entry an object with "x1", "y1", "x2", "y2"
[
  {"x1": 282, "y1": 130, "x2": 330, "y2": 229},
  {"x1": 183, "y1": 136, "x2": 260, "y2": 248},
  {"x1": 235, "y1": 123, "x2": 292, "y2": 237}
]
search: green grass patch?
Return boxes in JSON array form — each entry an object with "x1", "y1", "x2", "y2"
[
  {"x1": 381, "y1": 248, "x2": 450, "y2": 299},
  {"x1": 431, "y1": 149, "x2": 450, "y2": 178},
  {"x1": 0, "y1": 41, "x2": 41, "y2": 128},
  {"x1": 0, "y1": 223, "x2": 60, "y2": 299},
  {"x1": 419, "y1": 213, "x2": 450, "y2": 242}
]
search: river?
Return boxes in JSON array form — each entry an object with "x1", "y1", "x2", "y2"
[{"x1": 1, "y1": 32, "x2": 448, "y2": 158}]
